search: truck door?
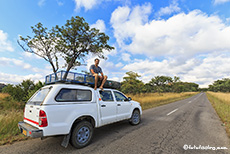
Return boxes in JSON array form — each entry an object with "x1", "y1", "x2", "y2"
[
  {"x1": 99, "y1": 90, "x2": 117, "y2": 125},
  {"x1": 113, "y1": 91, "x2": 132, "y2": 121}
]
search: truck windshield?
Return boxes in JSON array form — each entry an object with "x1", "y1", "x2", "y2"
[{"x1": 27, "y1": 87, "x2": 51, "y2": 105}]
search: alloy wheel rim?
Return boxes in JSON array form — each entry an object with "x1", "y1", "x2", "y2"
[
  {"x1": 76, "y1": 126, "x2": 90, "y2": 144},
  {"x1": 133, "y1": 112, "x2": 140, "y2": 124}
]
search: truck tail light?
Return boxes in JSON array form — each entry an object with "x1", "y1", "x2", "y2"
[{"x1": 39, "y1": 110, "x2": 48, "y2": 127}]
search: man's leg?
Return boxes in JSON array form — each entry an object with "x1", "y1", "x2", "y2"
[
  {"x1": 99, "y1": 75, "x2": 107, "y2": 89},
  {"x1": 93, "y1": 74, "x2": 98, "y2": 90}
]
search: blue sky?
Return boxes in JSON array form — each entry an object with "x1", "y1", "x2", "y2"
[{"x1": 0, "y1": 0, "x2": 230, "y2": 88}]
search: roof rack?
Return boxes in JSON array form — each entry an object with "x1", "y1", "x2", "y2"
[{"x1": 45, "y1": 70, "x2": 121, "y2": 89}]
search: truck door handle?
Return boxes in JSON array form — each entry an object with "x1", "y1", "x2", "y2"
[
  {"x1": 101, "y1": 105, "x2": 106, "y2": 107},
  {"x1": 117, "y1": 104, "x2": 121, "y2": 106}
]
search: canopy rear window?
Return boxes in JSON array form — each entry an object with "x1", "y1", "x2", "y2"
[{"x1": 27, "y1": 87, "x2": 52, "y2": 105}]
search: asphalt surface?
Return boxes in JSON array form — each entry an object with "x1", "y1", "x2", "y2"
[{"x1": 0, "y1": 93, "x2": 230, "y2": 154}]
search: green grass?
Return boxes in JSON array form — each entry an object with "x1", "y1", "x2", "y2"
[
  {"x1": 0, "y1": 110, "x2": 29, "y2": 145},
  {"x1": 0, "y1": 95, "x2": 28, "y2": 145},
  {"x1": 206, "y1": 92, "x2": 230, "y2": 137}
]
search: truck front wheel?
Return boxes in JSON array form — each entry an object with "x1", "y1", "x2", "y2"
[
  {"x1": 129, "y1": 110, "x2": 141, "y2": 125},
  {"x1": 70, "y1": 121, "x2": 93, "y2": 148}
]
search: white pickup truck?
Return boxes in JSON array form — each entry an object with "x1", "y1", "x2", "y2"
[{"x1": 18, "y1": 83, "x2": 142, "y2": 148}]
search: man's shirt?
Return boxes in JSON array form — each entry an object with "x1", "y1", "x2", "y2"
[{"x1": 90, "y1": 65, "x2": 102, "y2": 74}]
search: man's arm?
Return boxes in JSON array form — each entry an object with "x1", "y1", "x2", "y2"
[
  {"x1": 99, "y1": 67, "x2": 103, "y2": 76},
  {"x1": 90, "y1": 69, "x2": 96, "y2": 75},
  {"x1": 90, "y1": 65, "x2": 97, "y2": 75}
]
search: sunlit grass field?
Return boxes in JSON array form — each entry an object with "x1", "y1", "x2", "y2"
[
  {"x1": 206, "y1": 92, "x2": 230, "y2": 137},
  {"x1": 128, "y1": 92, "x2": 198, "y2": 110},
  {"x1": 0, "y1": 110, "x2": 27, "y2": 145},
  {"x1": 0, "y1": 92, "x2": 198, "y2": 145},
  {"x1": 0, "y1": 94, "x2": 28, "y2": 145}
]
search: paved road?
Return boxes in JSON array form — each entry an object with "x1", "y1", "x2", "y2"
[{"x1": 1, "y1": 93, "x2": 230, "y2": 154}]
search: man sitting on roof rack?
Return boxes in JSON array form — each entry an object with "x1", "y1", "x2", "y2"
[{"x1": 90, "y1": 58, "x2": 108, "y2": 90}]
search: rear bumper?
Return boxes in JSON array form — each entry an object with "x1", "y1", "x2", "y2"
[{"x1": 18, "y1": 121, "x2": 43, "y2": 138}]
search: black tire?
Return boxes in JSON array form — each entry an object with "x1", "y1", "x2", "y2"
[
  {"x1": 70, "y1": 121, "x2": 93, "y2": 148},
  {"x1": 129, "y1": 110, "x2": 141, "y2": 125}
]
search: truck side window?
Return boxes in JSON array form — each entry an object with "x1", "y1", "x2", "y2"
[
  {"x1": 114, "y1": 91, "x2": 127, "y2": 102},
  {"x1": 99, "y1": 91, "x2": 114, "y2": 101},
  {"x1": 56, "y1": 88, "x2": 92, "y2": 102}
]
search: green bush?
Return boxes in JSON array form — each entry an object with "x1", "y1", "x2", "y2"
[
  {"x1": 0, "y1": 96, "x2": 25, "y2": 110},
  {"x1": 2, "y1": 80, "x2": 44, "y2": 102}
]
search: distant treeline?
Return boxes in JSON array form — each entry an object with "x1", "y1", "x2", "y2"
[
  {"x1": 121, "y1": 71, "x2": 199, "y2": 94},
  {"x1": 208, "y1": 78, "x2": 230, "y2": 92},
  {"x1": 1, "y1": 72, "x2": 230, "y2": 102}
]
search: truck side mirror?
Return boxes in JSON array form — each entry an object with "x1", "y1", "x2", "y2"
[
  {"x1": 127, "y1": 97, "x2": 132, "y2": 101},
  {"x1": 128, "y1": 97, "x2": 132, "y2": 101}
]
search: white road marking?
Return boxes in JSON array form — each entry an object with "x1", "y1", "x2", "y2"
[
  {"x1": 193, "y1": 93, "x2": 203, "y2": 101},
  {"x1": 167, "y1": 108, "x2": 178, "y2": 116},
  {"x1": 188, "y1": 101, "x2": 192, "y2": 103}
]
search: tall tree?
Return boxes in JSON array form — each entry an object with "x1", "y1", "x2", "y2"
[
  {"x1": 18, "y1": 23, "x2": 59, "y2": 74},
  {"x1": 148, "y1": 76, "x2": 173, "y2": 92},
  {"x1": 54, "y1": 16, "x2": 114, "y2": 79},
  {"x1": 18, "y1": 16, "x2": 114, "y2": 79},
  {"x1": 121, "y1": 71, "x2": 144, "y2": 94}
]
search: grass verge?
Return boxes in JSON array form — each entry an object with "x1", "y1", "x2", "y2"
[
  {"x1": 0, "y1": 94, "x2": 28, "y2": 146},
  {"x1": 128, "y1": 92, "x2": 198, "y2": 110},
  {"x1": 0, "y1": 110, "x2": 29, "y2": 145},
  {"x1": 206, "y1": 92, "x2": 230, "y2": 137}
]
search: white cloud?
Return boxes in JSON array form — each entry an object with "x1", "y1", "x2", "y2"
[
  {"x1": 214, "y1": 0, "x2": 230, "y2": 5},
  {"x1": 74, "y1": 0, "x2": 131, "y2": 11},
  {"x1": 74, "y1": 0, "x2": 97, "y2": 11},
  {"x1": 109, "y1": 76, "x2": 121, "y2": 82},
  {"x1": 0, "y1": 72, "x2": 43, "y2": 84},
  {"x1": 121, "y1": 52, "x2": 230, "y2": 88},
  {"x1": 121, "y1": 53, "x2": 131, "y2": 61},
  {"x1": 91, "y1": 19, "x2": 106, "y2": 32},
  {"x1": 0, "y1": 30, "x2": 14, "y2": 52},
  {"x1": 111, "y1": 3, "x2": 152, "y2": 47},
  {"x1": 182, "y1": 53, "x2": 230, "y2": 87},
  {"x1": 22, "y1": 52, "x2": 43, "y2": 60},
  {"x1": 156, "y1": 0, "x2": 181, "y2": 17},
  {"x1": 115, "y1": 62, "x2": 124, "y2": 68},
  {"x1": 111, "y1": 6, "x2": 230, "y2": 58},
  {"x1": 0, "y1": 57, "x2": 42, "y2": 73},
  {"x1": 110, "y1": 4, "x2": 230, "y2": 87},
  {"x1": 38, "y1": 0, "x2": 46, "y2": 6}
]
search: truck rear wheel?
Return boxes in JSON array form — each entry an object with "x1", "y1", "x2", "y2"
[
  {"x1": 129, "y1": 110, "x2": 141, "y2": 125},
  {"x1": 70, "y1": 121, "x2": 93, "y2": 148}
]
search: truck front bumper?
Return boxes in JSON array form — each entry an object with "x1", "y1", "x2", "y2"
[{"x1": 18, "y1": 121, "x2": 43, "y2": 138}]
